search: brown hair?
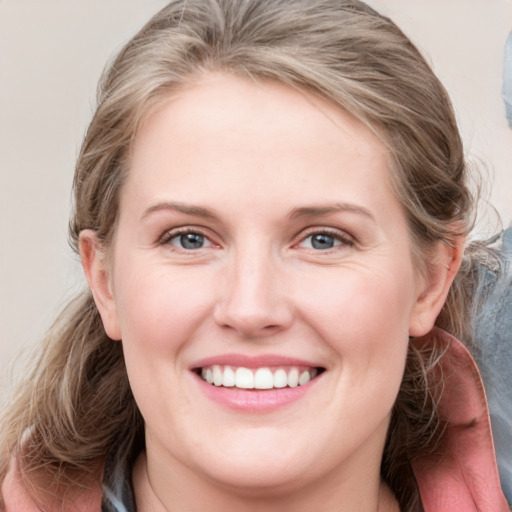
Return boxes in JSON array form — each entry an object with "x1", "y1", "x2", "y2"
[{"x1": 0, "y1": 1, "x2": 485, "y2": 509}]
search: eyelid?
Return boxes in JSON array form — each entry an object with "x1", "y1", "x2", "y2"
[
  {"x1": 158, "y1": 226, "x2": 218, "y2": 248},
  {"x1": 157, "y1": 225, "x2": 355, "y2": 251},
  {"x1": 293, "y1": 226, "x2": 355, "y2": 249}
]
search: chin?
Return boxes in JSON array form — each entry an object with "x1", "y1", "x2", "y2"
[
  {"x1": 199, "y1": 461, "x2": 312, "y2": 498},
  {"x1": 184, "y1": 434, "x2": 332, "y2": 498}
]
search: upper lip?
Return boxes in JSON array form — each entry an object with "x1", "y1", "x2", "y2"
[{"x1": 191, "y1": 353, "x2": 325, "y2": 370}]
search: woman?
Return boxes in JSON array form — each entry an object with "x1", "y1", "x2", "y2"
[{"x1": 0, "y1": 1, "x2": 509, "y2": 510}]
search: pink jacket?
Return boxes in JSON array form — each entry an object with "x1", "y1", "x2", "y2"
[{"x1": 2, "y1": 329, "x2": 509, "y2": 511}]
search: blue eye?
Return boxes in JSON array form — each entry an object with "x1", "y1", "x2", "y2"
[
  {"x1": 309, "y1": 233, "x2": 337, "y2": 250},
  {"x1": 169, "y1": 232, "x2": 211, "y2": 250},
  {"x1": 298, "y1": 231, "x2": 351, "y2": 251}
]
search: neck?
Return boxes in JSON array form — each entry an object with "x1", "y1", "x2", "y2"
[{"x1": 132, "y1": 451, "x2": 400, "y2": 512}]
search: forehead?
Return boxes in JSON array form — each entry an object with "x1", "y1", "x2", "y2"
[{"x1": 122, "y1": 72, "x2": 399, "y2": 223}]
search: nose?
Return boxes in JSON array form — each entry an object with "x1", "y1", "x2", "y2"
[{"x1": 213, "y1": 246, "x2": 294, "y2": 339}]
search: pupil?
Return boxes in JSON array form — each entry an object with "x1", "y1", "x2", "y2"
[
  {"x1": 312, "y1": 233, "x2": 334, "y2": 249},
  {"x1": 181, "y1": 233, "x2": 204, "y2": 249}
]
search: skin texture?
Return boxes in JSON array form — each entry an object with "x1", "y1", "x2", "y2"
[{"x1": 80, "y1": 73, "x2": 461, "y2": 512}]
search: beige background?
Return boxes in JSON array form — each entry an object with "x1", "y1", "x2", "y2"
[{"x1": 1, "y1": 0, "x2": 512, "y2": 396}]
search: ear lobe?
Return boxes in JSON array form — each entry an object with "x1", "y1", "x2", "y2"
[
  {"x1": 79, "y1": 230, "x2": 122, "y2": 341},
  {"x1": 409, "y1": 236, "x2": 465, "y2": 337}
]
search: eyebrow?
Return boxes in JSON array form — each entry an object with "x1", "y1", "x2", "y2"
[
  {"x1": 288, "y1": 203, "x2": 376, "y2": 222},
  {"x1": 141, "y1": 201, "x2": 375, "y2": 223},
  {"x1": 141, "y1": 202, "x2": 218, "y2": 221}
]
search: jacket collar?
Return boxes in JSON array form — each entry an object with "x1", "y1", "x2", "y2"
[{"x1": 412, "y1": 328, "x2": 509, "y2": 511}]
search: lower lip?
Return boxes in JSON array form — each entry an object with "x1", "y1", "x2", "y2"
[{"x1": 192, "y1": 372, "x2": 321, "y2": 412}]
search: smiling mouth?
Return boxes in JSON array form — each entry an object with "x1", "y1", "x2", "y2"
[{"x1": 195, "y1": 365, "x2": 325, "y2": 390}]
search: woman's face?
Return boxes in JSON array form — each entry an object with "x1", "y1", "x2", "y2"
[{"x1": 88, "y1": 73, "x2": 443, "y2": 496}]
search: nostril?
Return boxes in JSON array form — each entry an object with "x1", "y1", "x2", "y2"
[
  {"x1": 214, "y1": 311, "x2": 291, "y2": 339},
  {"x1": 213, "y1": 275, "x2": 294, "y2": 338}
]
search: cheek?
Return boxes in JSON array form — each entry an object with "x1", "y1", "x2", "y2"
[
  {"x1": 297, "y1": 266, "x2": 414, "y2": 395},
  {"x1": 111, "y1": 263, "x2": 215, "y2": 428},
  {"x1": 113, "y1": 261, "x2": 215, "y2": 353},
  {"x1": 299, "y1": 266, "x2": 416, "y2": 344}
]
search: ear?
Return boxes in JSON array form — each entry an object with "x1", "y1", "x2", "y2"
[
  {"x1": 79, "y1": 229, "x2": 122, "y2": 340},
  {"x1": 409, "y1": 236, "x2": 465, "y2": 337}
]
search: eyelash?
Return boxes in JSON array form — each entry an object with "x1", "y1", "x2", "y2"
[
  {"x1": 294, "y1": 228, "x2": 355, "y2": 252},
  {"x1": 158, "y1": 227, "x2": 354, "y2": 253},
  {"x1": 158, "y1": 227, "x2": 214, "y2": 249}
]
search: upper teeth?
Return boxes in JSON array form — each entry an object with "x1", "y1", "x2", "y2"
[{"x1": 200, "y1": 365, "x2": 318, "y2": 389}]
